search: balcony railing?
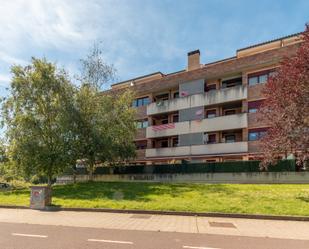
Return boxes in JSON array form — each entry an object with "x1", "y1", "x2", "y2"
[
  {"x1": 145, "y1": 141, "x2": 248, "y2": 158},
  {"x1": 146, "y1": 113, "x2": 247, "y2": 138},
  {"x1": 147, "y1": 85, "x2": 247, "y2": 116}
]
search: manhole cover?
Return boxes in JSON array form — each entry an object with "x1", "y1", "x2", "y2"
[
  {"x1": 130, "y1": 214, "x2": 152, "y2": 219},
  {"x1": 209, "y1": 221, "x2": 236, "y2": 228}
]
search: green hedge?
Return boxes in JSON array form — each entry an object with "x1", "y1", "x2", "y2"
[{"x1": 65, "y1": 160, "x2": 295, "y2": 175}]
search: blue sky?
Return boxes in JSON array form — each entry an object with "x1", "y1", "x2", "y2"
[{"x1": 0, "y1": 0, "x2": 308, "y2": 97}]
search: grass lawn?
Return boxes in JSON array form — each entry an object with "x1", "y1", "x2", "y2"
[{"x1": 0, "y1": 182, "x2": 308, "y2": 216}]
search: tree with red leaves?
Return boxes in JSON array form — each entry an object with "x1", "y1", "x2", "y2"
[{"x1": 259, "y1": 24, "x2": 309, "y2": 169}]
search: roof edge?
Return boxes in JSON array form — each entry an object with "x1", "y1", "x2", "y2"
[
  {"x1": 111, "y1": 71, "x2": 164, "y2": 86},
  {"x1": 237, "y1": 32, "x2": 302, "y2": 52}
]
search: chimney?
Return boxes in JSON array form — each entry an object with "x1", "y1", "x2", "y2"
[{"x1": 187, "y1": 49, "x2": 200, "y2": 71}]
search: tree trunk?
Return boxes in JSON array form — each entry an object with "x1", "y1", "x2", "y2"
[
  {"x1": 88, "y1": 162, "x2": 95, "y2": 181},
  {"x1": 47, "y1": 175, "x2": 52, "y2": 187},
  {"x1": 46, "y1": 174, "x2": 53, "y2": 206},
  {"x1": 89, "y1": 167, "x2": 93, "y2": 181},
  {"x1": 73, "y1": 171, "x2": 76, "y2": 184}
]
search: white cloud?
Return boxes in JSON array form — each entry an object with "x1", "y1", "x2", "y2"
[
  {"x1": 0, "y1": 0, "x2": 190, "y2": 82},
  {"x1": 0, "y1": 74, "x2": 11, "y2": 86},
  {"x1": 0, "y1": 51, "x2": 28, "y2": 65},
  {"x1": 0, "y1": 0, "x2": 98, "y2": 51},
  {"x1": 0, "y1": 0, "x2": 304, "y2": 89}
]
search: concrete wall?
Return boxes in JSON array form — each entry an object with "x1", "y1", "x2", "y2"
[
  {"x1": 179, "y1": 79, "x2": 204, "y2": 96},
  {"x1": 179, "y1": 106, "x2": 204, "y2": 122},
  {"x1": 179, "y1": 133, "x2": 204, "y2": 146},
  {"x1": 191, "y1": 141, "x2": 248, "y2": 155},
  {"x1": 57, "y1": 172, "x2": 309, "y2": 184},
  {"x1": 145, "y1": 141, "x2": 248, "y2": 157},
  {"x1": 146, "y1": 113, "x2": 247, "y2": 138},
  {"x1": 147, "y1": 85, "x2": 247, "y2": 115},
  {"x1": 178, "y1": 80, "x2": 204, "y2": 148}
]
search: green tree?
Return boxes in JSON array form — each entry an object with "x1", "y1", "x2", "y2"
[
  {"x1": 0, "y1": 140, "x2": 7, "y2": 163},
  {"x1": 73, "y1": 44, "x2": 136, "y2": 179},
  {"x1": 80, "y1": 41, "x2": 116, "y2": 90},
  {"x1": 72, "y1": 84, "x2": 136, "y2": 179},
  {"x1": 1, "y1": 58, "x2": 76, "y2": 185}
]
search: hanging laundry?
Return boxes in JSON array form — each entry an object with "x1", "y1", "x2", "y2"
[
  {"x1": 195, "y1": 109, "x2": 203, "y2": 116},
  {"x1": 156, "y1": 100, "x2": 164, "y2": 106},
  {"x1": 180, "y1": 91, "x2": 189, "y2": 97}
]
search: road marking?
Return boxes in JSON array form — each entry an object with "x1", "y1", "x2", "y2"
[
  {"x1": 88, "y1": 239, "x2": 133, "y2": 244},
  {"x1": 12, "y1": 233, "x2": 48, "y2": 238},
  {"x1": 183, "y1": 246, "x2": 220, "y2": 249}
]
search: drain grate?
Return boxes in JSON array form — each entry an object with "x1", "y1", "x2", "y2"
[
  {"x1": 209, "y1": 221, "x2": 236, "y2": 228},
  {"x1": 130, "y1": 214, "x2": 152, "y2": 219}
]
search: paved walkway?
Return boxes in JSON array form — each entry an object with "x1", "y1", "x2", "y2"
[{"x1": 0, "y1": 208, "x2": 308, "y2": 240}]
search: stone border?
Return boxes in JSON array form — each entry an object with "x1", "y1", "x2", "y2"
[{"x1": 0, "y1": 205, "x2": 308, "y2": 222}]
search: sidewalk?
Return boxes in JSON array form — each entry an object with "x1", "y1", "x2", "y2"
[{"x1": 0, "y1": 208, "x2": 308, "y2": 240}]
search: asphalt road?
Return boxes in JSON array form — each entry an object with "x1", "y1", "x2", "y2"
[{"x1": 0, "y1": 222, "x2": 308, "y2": 249}]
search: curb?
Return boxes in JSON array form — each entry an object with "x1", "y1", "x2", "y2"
[
  {"x1": 0, "y1": 205, "x2": 29, "y2": 210},
  {"x1": 0, "y1": 205, "x2": 308, "y2": 222}
]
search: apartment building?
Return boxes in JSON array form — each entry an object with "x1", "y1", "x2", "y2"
[{"x1": 108, "y1": 32, "x2": 303, "y2": 164}]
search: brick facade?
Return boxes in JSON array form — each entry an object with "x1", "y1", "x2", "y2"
[{"x1": 105, "y1": 33, "x2": 302, "y2": 164}]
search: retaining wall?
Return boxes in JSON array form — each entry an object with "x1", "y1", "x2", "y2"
[{"x1": 57, "y1": 172, "x2": 309, "y2": 184}]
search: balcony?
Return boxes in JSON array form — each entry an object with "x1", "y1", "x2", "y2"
[
  {"x1": 147, "y1": 85, "x2": 247, "y2": 116},
  {"x1": 145, "y1": 141, "x2": 248, "y2": 158},
  {"x1": 146, "y1": 113, "x2": 247, "y2": 138}
]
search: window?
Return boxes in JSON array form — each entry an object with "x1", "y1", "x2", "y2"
[
  {"x1": 137, "y1": 98, "x2": 143, "y2": 106},
  {"x1": 206, "y1": 109, "x2": 216, "y2": 118},
  {"x1": 172, "y1": 137, "x2": 178, "y2": 147},
  {"x1": 160, "y1": 140, "x2": 168, "y2": 148},
  {"x1": 154, "y1": 139, "x2": 169, "y2": 148},
  {"x1": 221, "y1": 77, "x2": 242, "y2": 88},
  {"x1": 161, "y1": 119, "x2": 168, "y2": 124},
  {"x1": 142, "y1": 120, "x2": 148, "y2": 128},
  {"x1": 259, "y1": 74, "x2": 268, "y2": 84},
  {"x1": 225, "y1": 134, "x2": 236, "y2": 143},
  {"x1": 172, "y1": 114, "x2": 179, "y2": 123},
  {"x1": 248, "y1": 100, "x2": 264, "y2": 113},
  {"x1": 135, "y1": 140, "x2": 147, "y2": 150},
  {"x1": 203, "y1": 133, "x2": 216, "y2": 144},
  {"x1": 224, "y1": 109, "x2": 236, "y2": 115},
  {"x1": 205, "y1": 84, "x2": 216, "y2": 92},
  {"x1": 155, "y1": 93, "x2": 169, "y2": 102},
  {"x1": 248, "y1": 69, "x2": 275, "y2": 86},
  {"x1": 208, "y1": 134, "x2": 216, "y2": 144},
  {"x1": 248, "y1": 128, "x2": 268, "y2": 141},
  {"x1": 143, "y1": 97, "x2": 150, "y2": 105},
  {"x1": 133, "y1": 97, "x2": 150, "y2": 107},
  {"x1": 248, "y1": 132, "x2": 258, "y2": 141},
  {"x1": 173, "y1": 92, "x2": 179, "y2": 98},
  {"x1": 136, "y1": 122, "x2": 142, "y2": 129},
  {"x1": 136, "y1": 120, "x2": 148, "y2": 128},
  {"x1": 248, "y1": 76, "x2": 258, "y2": 85}
]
